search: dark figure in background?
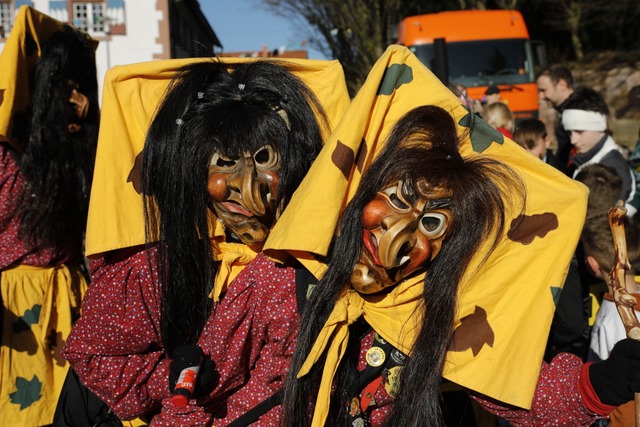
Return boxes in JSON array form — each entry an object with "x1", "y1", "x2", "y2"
[
  {"x1": 0, "y1": 18, "x2": 99, "y2": 427},
  {"x1": 544, "y1": 165, "x2": 626, "y2": 363}
]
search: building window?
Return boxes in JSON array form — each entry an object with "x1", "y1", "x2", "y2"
[
  {"x1": 73, "y1": 2, "x2": 105, "y2": 33},
  {"x1": 0, "y1": 2, "x2": 13, "y2": 38}
]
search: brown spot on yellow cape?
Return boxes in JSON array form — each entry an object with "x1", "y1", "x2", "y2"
[
  {"x1": 127, "y1": 151, "x2": 143, "y2": 194},
  {"x1": 331, "y1": 140, "x2": 355, "y2": 179},
  {"x1": 508, "y1": 213, "x2": 559, "y2": 245},
  {"x1": 355, "y1": 138, "x2": 368, "y2": 173},
  {"x1": 449, "y1": 305, "x2": 494, "y2": 357}
]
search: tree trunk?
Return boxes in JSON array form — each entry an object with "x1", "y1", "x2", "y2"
[{"x1": 566, "y1": 1, "x2": 583, "y2": 60}]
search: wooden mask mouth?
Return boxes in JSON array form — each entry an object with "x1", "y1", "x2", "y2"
[{"x1": 67, "y1": 89, "x2": 89, "y2": 133}]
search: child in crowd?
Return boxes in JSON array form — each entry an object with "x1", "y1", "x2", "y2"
[
  {"x1": 483, "y1": 85, "x2": 502, "y2": 106},
  {"x1": 575, "y1": 164, "x2": 624, "y2": 220},
  {"x1": 585, "y1": 215, "x2": 640, "y2": 362},
  {"x1": 483, "y1": 101, "x2": 515, "y2": 139},
  {"x1": 562, "y1": 87, "x2": 638, "y2": 217},
  {"x1": 513, "y1": 118, "x2": 561, "y2": 170},
  {"x1": 583, "y1": 214, "x2": 640, "y2": 427},
  {"x1": 570, "y1": 164, "x2": 625, "y2": 344}
]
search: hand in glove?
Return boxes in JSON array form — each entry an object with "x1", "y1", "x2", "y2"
[
  {"x1": 169, "y1": 345, "x2": 218, "y2": 400},
  {"x1": 589, "y1": 338, "x2": 640, "y2": 406}
]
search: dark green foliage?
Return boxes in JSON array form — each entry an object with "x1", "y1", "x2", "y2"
[
  {"x1": 12, "y1": 304, "x2": 41, "y2": 334},
  {"x1": 458, "y1": 107, "x2": 504, "y2": 153},
  {"x1": 9, "y1": 376, "x2": 42, "y2": 410}
]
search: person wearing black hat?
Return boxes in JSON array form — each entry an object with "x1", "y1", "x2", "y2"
[{"x1": 484, "y1": 85, "x2": 501, "y2": 105}]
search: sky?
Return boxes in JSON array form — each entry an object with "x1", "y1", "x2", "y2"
[{"x1": 201, "y1": 0, "x2": 326, "y2": 59}]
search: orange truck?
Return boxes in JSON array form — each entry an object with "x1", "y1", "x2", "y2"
[{"x1": 396, "y1": 10, "x2": 547, "y2": 119}]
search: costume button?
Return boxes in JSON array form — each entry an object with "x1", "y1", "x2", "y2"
[{"x1": 366, "y1": 346, "x2": 386, "y2": 367}]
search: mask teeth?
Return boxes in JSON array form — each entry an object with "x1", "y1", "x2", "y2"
[
  {"x1": 399, "y1": 255, "x2": 410, "y2": 267},
  {"x1": 362, "y1": 268, "x2": 372, "y2": 282},
  {"x1": 266, "y1": 193, "x2": 272, "y2": 203}
]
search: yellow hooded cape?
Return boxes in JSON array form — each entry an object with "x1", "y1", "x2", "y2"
[
  {"x1": 0, "y1": 6, "x2": 67, "y2": 151},
  {"x1": 85, "y1": 57, "x2": 350, "y2": 299},
  {"x1": 264, "y1": 45, "x2": 588, "y2": 423},
  {"x1": 0, "y1": 8, "x2": 94, "y2": 426}
]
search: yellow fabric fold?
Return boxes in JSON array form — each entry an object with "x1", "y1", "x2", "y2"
[
  {"x1": 209, "y1": 219, "x2": 260, "y2": 301},
  {"x1": 1, "y1": 264, "x2": 86, "y2": 425},
  {"x1": 85, "y1": 57, "x2": 350, "y2": 257},
  {"x1": 299, "y1": 275, "x2": 424, "y2": 426},
  {"x1": 47, "y1": 265, "x2": 86, "y2": 351},
  {"x1": 297, "y1": 291, "x2": 364, "y2": 377},
  {"x1": 268, "y1": 44, "x2": 588, "y2": 411},
  {"x1": 0, "y1": 6, "x2": 65, "y2": 150}
]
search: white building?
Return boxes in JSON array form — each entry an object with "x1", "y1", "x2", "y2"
[{"x1": 0, "y1": 0, "x2": 222, "y2": 95}]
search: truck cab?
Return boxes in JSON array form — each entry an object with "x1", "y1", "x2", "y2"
[{"x1": 397, "y1": 10, "x2": 547, "y2": 119}]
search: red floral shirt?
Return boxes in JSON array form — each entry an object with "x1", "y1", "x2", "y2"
[
  {"x1": 153, "y1": 252, "x2": 300, "y2": 426},
  {"x1": 63, "y1": 250, "x2": 300, "y2": 426},
  {"x1": 63, "y1": 239, "x2": 606, "y2": 426},
  {"x1": 0, "y1": 143, "x2": 70, "y2": 269},
  {"x1": 353, "y1": 332, "x2": 603, "y2": 426},
  {"x1": 63, "y1": 247, "x2": 168, "y2": 420}
]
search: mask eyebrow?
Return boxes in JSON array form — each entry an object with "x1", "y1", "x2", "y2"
[
  {"x1": 401, "y1": 180, "x2": 418, "y2": 203},
  {"x1": 425, "y1": 198, "x2": 452, "y2": 211}
]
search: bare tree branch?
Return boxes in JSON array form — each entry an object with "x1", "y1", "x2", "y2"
[{"x1": 263, "y1": 0, "x2": 406, "y2": 94}]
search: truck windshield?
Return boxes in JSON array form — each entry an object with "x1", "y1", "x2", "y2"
[{"x1": 409, "y1": 38, "x2": 532, "y2": 88}]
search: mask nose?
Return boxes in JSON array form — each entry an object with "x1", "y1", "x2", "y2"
[
  {"x1": 376, "y1": 217, "x2": 416, "y2": 269},
  {"x1": 226, "y1": 155, "x2": 267, "y2": 216}
]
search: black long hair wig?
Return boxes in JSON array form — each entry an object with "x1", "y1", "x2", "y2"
[
  {"x1": 141, "y1": 60, "x2": 329, "y2": 353},
  {"x1": 17, "y1": 26, "x2": 99, "y2": 257},
  {"x1": 282, "y1": 105, "x2": 525, "y2": 426}
]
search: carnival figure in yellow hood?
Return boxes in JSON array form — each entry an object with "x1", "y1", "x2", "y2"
[
  {"x1": 0, "y1": 6, "x2": 98, "y2": 426},
  {"x1": 275, "y1": 45, "x2": 640, "y2": 426},
  {"x1": 62, "y1": 56, "x2": 349, "y2": 425}
]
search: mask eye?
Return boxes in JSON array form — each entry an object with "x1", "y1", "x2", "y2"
[
  {"x1": 210, "y1": 152, "x2": 237, "y2": 169},
  {"x1": 382, "y1": 183, "x2": 410, "y2": 210},
  {"x1": 419, "y1": 212, "x2": 448, "y2": 238},
  {"x1": 253, "y1": 145, "x2": 279, "y2": 168}
]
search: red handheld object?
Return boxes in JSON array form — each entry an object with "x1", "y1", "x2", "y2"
[{"x1": 171, "y1": 364, "x2": 200, "y2": 407}]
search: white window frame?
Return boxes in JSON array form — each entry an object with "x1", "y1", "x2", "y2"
[
  {"x1": 0, "y1": 2, "x2": 13, "y2": 38},
  {"x1": 73, "y1": 2, "x2": 106, "y2": 34}
]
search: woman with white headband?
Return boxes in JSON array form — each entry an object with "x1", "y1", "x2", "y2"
[{"x1": 562, "y1": 87, "x2": 638, "y2": 217}]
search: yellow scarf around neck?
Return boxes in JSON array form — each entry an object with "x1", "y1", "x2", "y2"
[
  {"x1": 298, "y1": 273, "x2": 425, "y2": 426},
  {"x1": 209, "y1": 219, "x2": 259, "y2": 301}
]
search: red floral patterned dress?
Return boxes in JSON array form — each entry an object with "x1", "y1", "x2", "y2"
[{"x1": 0, "y1": 143, "x2": 85, "y2": 426}]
